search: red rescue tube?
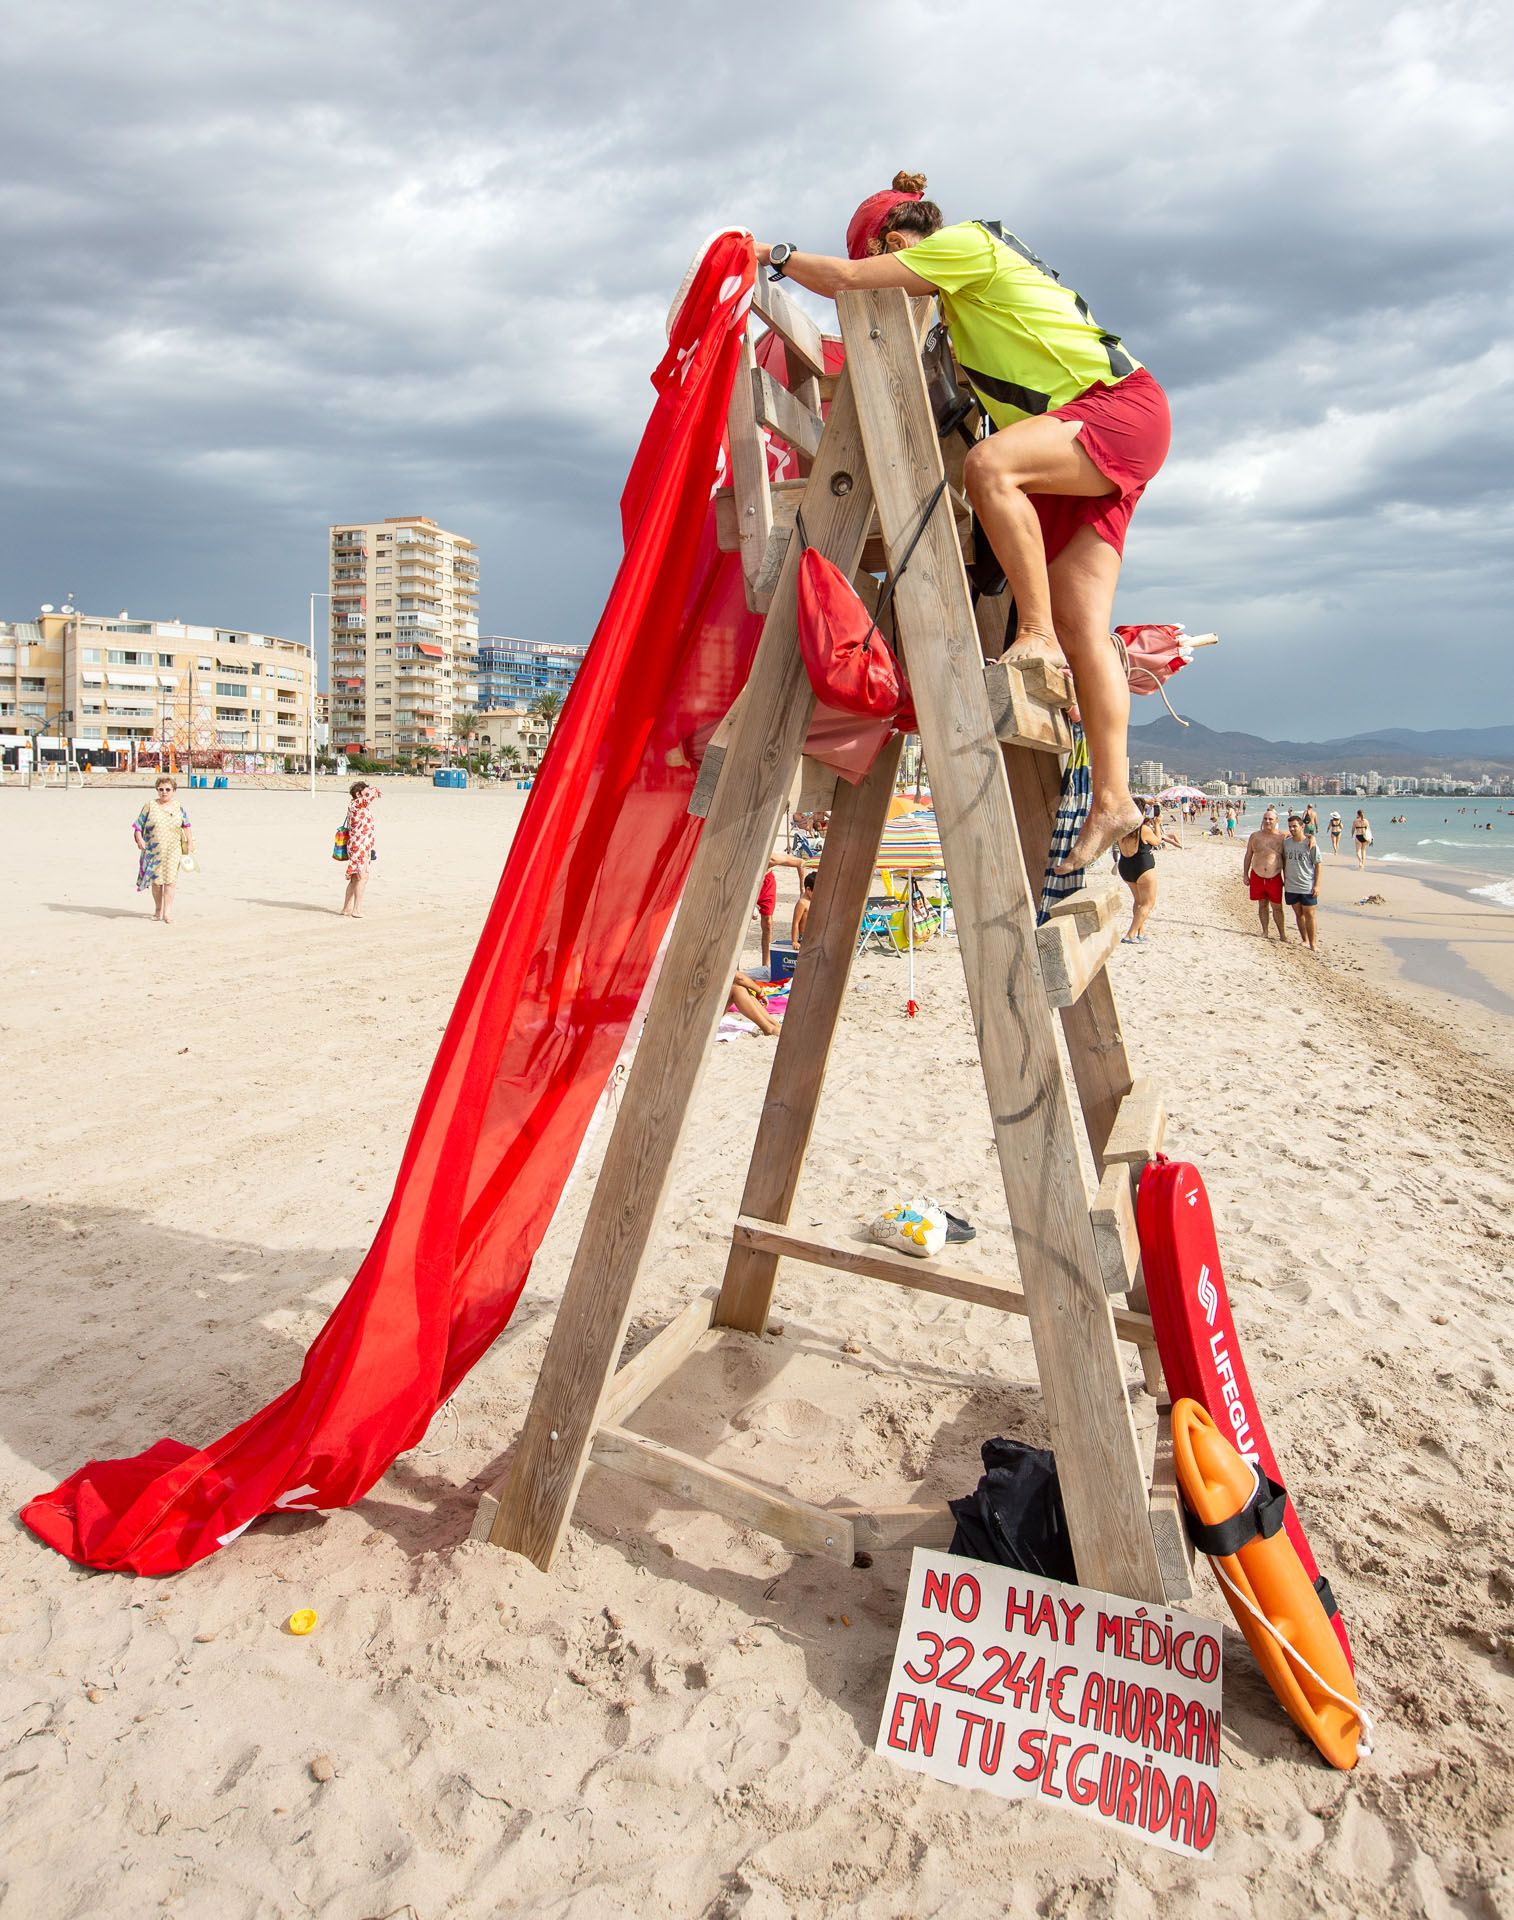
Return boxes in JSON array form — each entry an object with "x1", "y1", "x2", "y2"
[{"x1": 1137, "y1": 1157, "x2": 1353, "y2": 1670}]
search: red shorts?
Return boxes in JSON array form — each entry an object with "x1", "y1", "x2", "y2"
[
  {"x1": 1248, "y1": 872, "x2": 1283, "y2": 904},
  {"x1": 757, "y1": 871, "x2": 778, "y2": 915},
  {"x1": 1032, "y1": 367, "x2": 1171, "y2": 564}
]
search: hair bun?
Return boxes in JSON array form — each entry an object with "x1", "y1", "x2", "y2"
[{"x1": 892, "y1": 170, "x2": 927, "y2": 195}]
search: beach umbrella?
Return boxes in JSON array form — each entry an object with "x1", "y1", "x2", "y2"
[
  {"x1": 877, "y1": 809, "x2": 945, "y2": 1016},
  {"x1": 1115, "y1": 626, "x2": 1218, "y2": 724},
  {"x1": 877, "y1": 808, "x2": 945, "y2": 868}
]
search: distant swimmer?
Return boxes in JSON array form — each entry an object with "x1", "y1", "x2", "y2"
[{"x1": 1243, "y1": 805, "x2": 1288, "y2": 941}]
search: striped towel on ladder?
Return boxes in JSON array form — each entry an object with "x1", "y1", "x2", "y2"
[{"x1": 1038, "y1": 725, "x2": 1090, "y2": 924}]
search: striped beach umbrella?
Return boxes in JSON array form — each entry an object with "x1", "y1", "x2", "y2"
[{"x1": 876, "y1": 809, "x2": 944, "y2": 870}]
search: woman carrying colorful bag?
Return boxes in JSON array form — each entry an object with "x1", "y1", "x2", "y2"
[{"x1": 338, "y1": 780, "x2": 379, "y2": 918}]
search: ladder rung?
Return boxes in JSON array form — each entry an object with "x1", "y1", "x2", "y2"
[
  {"x1": 1104, "y1": 1076, "x2": 1167, "y2": 1173},
  {"x1": 600, "y1": 1289, "x2": 718, "y2": 1428},
  {"x1": 750, "y1": 276, "x2": 828, "y2": 380},
  {"x1": 590, "y1": 1422, "x2": 855, "y2": 1562},
  {"x1": 1036, "y1": 911, "x2": 1123, "y2": 1009},
  {"x1": 752, "y1": 365, "x2": 823, "y2": 463},
  {"x1": 1147, "y1": 1400, "x2": 1195, "y2": 1599},
  {"x1": 731, "y1": 1215, "x2": 1156, "y2": 1349},
  {"x1": 984, "y1": 658, "x2": 1074, "y2": 754},
  {"x1": 1090, "y1": 1161, "x2": 1140, "y2": 1295},
  {"x1": 1044, "y1": 876, "x2": 1122, "y2": 929},
  {"x1": 714, "y1": 478, "x2": 806, "y2": 554}
]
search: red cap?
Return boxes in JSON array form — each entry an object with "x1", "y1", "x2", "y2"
[{"x1": 845, "y1": 186, "x2": 923, "y2": 261}]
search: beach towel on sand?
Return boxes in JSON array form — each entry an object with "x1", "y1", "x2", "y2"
[{"x1": 24, "y1": 234, "x2": 770, "y2": 1575}]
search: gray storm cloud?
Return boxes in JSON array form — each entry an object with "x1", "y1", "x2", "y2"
[{"x1": 3, "y1": 0, "x2": 1511, "y2": 733}]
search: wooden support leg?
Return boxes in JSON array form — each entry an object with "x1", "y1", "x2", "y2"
[
  {"x1": 479, "y1": 371, "x2": 880, "y2": 1570},
  {"x1": 842, "y1": 288, "x2": 1164, "y2": 1602},
  {"x1": 715, "y1": 734, "x2": 904, "y2": 1334}
]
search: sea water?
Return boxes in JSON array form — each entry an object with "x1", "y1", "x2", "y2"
[{"x1": 1235, "y1": 794, "x2": 1514, "y2": 908}]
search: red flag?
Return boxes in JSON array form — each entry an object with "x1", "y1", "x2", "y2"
[{"x1": 24, "y1": 234, "x2": 761, "y2": 1574}]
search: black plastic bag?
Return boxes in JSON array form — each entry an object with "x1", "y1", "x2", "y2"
[{"x1": 948, "y1": 1437, "x2": 1077, "y2": 1582}]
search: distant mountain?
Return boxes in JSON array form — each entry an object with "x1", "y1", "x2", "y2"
[{"x1": 1128, "y1": 712, "x2": 1514, "y2": 779}]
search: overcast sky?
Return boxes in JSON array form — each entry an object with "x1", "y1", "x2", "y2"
[{"x1": 4, "y1": 0, "x2": 1511, "y2": 736}]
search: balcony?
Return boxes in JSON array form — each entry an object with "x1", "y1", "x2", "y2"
[
  {"x1": 395, "y1": 613, "x2": 441, "y2": 632},
  {"x1": 331, "y1": 541, "x2": 367, "y2": 557}
]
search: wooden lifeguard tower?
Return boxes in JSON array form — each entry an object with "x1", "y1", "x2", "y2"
[{"x1": 471, "y1": 275, "x2": 1191, "y2": 1607}]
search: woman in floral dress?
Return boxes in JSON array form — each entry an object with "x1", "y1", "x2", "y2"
[
  {"x1": 341, "y1": 781, "x2": 380, "y2": 918},
  {"x1": 133, "y1": 775, "x2": 195, "y2": 924}
]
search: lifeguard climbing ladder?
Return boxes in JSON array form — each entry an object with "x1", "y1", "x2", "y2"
[{"x1": 472, "y1": 277, "x2": 1193, "y2": 1607}]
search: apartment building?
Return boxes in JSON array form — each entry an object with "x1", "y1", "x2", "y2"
[
  {"x1": 3, "y1": 610, "x2": 313, "y2": 763},
  {"x1": 475, "y1": 635, "x2": 585, "y2": 713},
  {"x1": 328, "y1": 517, "x2": 479, "y2": 758},
  {"x1": 471, "y1": 705, "x2": 552, "y2": 766}
]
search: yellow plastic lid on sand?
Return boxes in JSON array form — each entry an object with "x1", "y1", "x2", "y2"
[{"x1": 287, "y1": 1608, "x2": 318, "y2": 1636}]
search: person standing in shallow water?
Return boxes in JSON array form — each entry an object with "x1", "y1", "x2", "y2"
[
  {"x1": 757, "y1": 170, "x2": 1171, "y2": 871},
  {"x1": 341, "y1": 781, "x2": 380, "y2": 918},
  {"x1": 133, "y1": 775, "x2": 194, "y2": 924}
]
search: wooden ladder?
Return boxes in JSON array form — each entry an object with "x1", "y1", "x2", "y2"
[{"x1": 471, "y1": 282, "x2": 1193, "y2": 1607}]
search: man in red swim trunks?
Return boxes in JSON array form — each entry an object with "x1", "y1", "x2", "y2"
[
  {"x1": 1242, "y1": 806, "x2": 1288, "y2": 941},
  {"x1": 758, "y1": 171, "x2": 1172, "y2": 871}
]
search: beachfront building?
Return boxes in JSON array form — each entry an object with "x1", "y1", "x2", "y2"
[
  {"x1": 1135, "y1": 758, "x2": 1167, "y2": 793},
  {"x1": 472, "y1": 705, "x2": 552, "y2": 767},
  {"x1": 474, "y1": 635, "x2": 586, "y2": 714},
  {"x1": 328, "y1": 517, "x2": 479, "y2": 760},
  {"x1": 3, "y1": 609, "x2": 313, "y2": 766}
]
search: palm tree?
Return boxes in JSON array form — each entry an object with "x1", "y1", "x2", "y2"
[
  {"x1": 530, "y1": 691, "x2": 562, "y2": 739},
  {"x1": 450, "y1": 711, "x2": 477, "y2": 767},
  {"x1": 499, "y1": 745, "x2": 522, "y2": 781}
]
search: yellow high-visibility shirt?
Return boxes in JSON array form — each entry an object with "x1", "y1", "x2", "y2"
[{"x1": 901, "y1": 221, "x2": 1142, "y2": 427}]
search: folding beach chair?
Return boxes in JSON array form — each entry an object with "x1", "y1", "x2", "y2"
[{"x1": 856, "y1": 895, "x2": 897, "y2": 955}]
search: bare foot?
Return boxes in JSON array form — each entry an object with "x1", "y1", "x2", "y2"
[
  {"x1": 996, "y1": 626, "x2": 1070, "y2": 675},
  {"x1": 1054, "y1": 797, "x2": 1143, "y2": 875}
]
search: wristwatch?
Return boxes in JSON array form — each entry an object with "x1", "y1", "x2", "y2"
[{"x1": 767, "y1": 242, "x2": 797, "y2": 281}]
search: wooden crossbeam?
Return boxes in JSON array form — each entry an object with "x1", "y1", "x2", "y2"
[
  {"x1": 1147, "y1": 1402, "x2": 1195, "y2": 1601},
  {"x1": 591, "y1": 1425, "x2": 856, "y2": 1564},
  {"x1": 731, "y1": 1217, "x2": 1158, "y2": 1353},
  {"x1": 752, "y1": 365, "x2": 823, "y2": 463},
  {"x1": 1090, "y1": 1161, "x2": 1140, "y2": 1296},
  {"x1": 831, "y1": 1502, "x2": 955, "y2": 1551},
  {"x1": 600, "y1": 1289, "x2": 719, "y2": 1428},
  {"x1": 1045, "y1": 876, "x2": 1123, "y2": 931},
  {"x1": 726, "y1": 337, "x2": 773, "y2": 600},
  {"x1": 983, "y1": 657, "x2": 1074, "y2": 754},
  {"x1": 1036, "y1": 910, "x2": 1125, "y2": 1010},
  {"x1": 750, "y1": 276, "x2": 827, "y2": 379},
  {"x1": 1104, "y1": 1076, "x2": 1167, "y2": 1172}
]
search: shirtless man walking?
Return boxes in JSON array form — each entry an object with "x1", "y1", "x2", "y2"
[{"x1": 1242, "y1": 805, "x2": 1287, "y2": 940}]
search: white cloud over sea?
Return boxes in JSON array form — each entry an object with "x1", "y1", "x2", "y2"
[{"x1": 3, "y1": 0, "x2": 1512, "y2": 734}]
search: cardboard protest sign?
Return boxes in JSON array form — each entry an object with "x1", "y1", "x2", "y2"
[{"x1": 876, "y1": 1549, "x2": 1222, "y2": 1859}]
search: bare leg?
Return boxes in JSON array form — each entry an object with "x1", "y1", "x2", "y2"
[
  {"x1": 150, "y1": 882, "x2": 164, "y2": 921},
  {"x1": 759, "y1": 913, "x2": 773, "y2": 969},
  {"x1": 350, "y1": 867, "x2": 370, "y2": 918},
  {"x1": 1045, "y1": 526, "x2": 1140, "y2": 870},
  {"x1": 1256, "y1": 896, "x2": 1271, "y2": 937},
  {"x1": 730, "y1": 983, "x2": 780, "y2": 1036},
  {"x1": 1129, "y1": 870, "x2": 1157, "y2": 938},
  {"x1": 963, "y1": 417, "x2": 1116, "y2": 672},
  {"x1": 341, "y1": 875, "x2": 359, "y2": 916},
  {"x1": 1272, "y1": 902, "x2": 1286, "y2": 940},
  {"x1": 1300, "y1": 904, "x2": 1318, "y2": 951},
  {"x1": 161, "y1": 881, "x2": 177, "y2": 925}
]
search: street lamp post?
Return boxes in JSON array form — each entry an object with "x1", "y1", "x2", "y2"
[{"x1": 309, "y1": 591, "x2": 331, "y2": 799}]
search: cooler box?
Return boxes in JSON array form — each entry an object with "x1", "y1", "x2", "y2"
[{"x1": 768, "y1": 942, "x2": 798, "y2": 983}]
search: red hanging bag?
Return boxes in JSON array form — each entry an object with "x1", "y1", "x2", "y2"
[{"x1": 793, "y1": 479, "x2": 946, "y2": 726}]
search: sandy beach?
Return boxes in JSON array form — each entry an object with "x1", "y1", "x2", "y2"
[{"x1": 3, "y1": 780, "x2": 1512, "y2": 1918}]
